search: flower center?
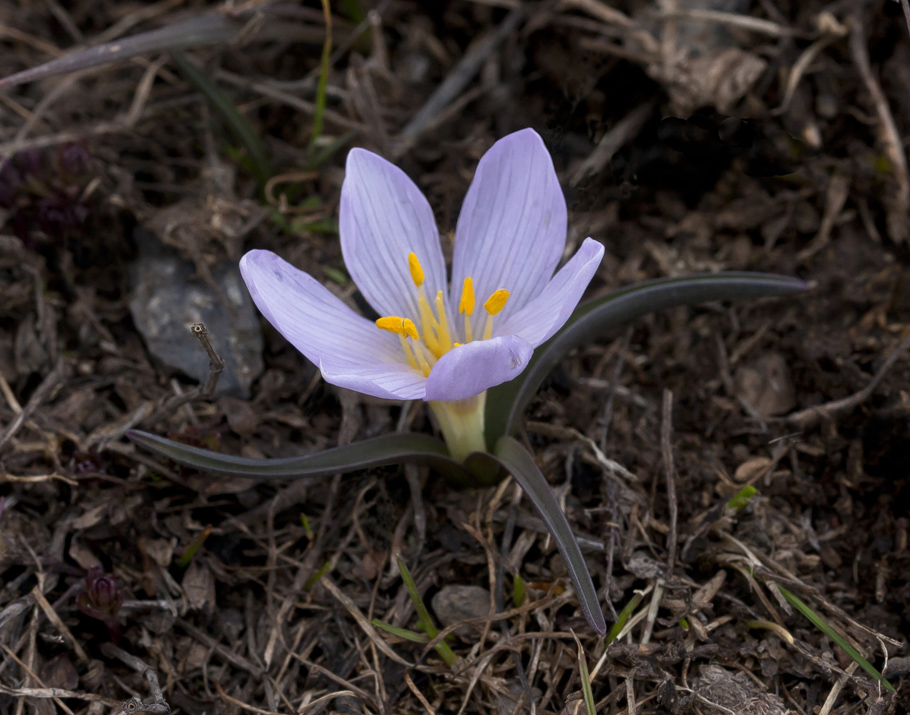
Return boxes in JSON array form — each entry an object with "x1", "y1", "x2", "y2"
[{"x1": 375, "y1": 252, "x2": 510, "y2": 376}]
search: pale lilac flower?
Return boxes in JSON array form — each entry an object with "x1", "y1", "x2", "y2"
[{"x1": 240, "y1": 129, "x2": 603, "y2": 406}]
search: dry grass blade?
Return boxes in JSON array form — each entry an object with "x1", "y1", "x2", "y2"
[
  {"x1": 782, "y1": 332, "x2": 910, "y2": 429},
  {"x1": 848, "y1": 6, "x2": 910, "y2": 243},
  {"x1": 0, "y1": 14, "x2": 243, "y2": 88}
]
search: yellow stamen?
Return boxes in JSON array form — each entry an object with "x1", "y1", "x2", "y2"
[
  {"x1": 454, "y1": 342, "x2": 462, "y2": 347},
  {"x1": 412, "y1": 341, "x2": 434, "y2": 377},
  {"x1": 435, "y1": 290, "x2": 452, "y2": 353},
  {"x1": 416, "y1": 286, "x2": 441, "y2": 356},
  {"x1": 397, "y1": 334, "x2": 418, "y2": 370},
  {"x1": 460, "y1": 277, "x2": 475, "y2": 343},
  {"x1": 482, "y1": 289, "x2": 510, "y2": 341},
  {"x1": 376, "y1": 316, "x2": 418, "y2": 340},
  {"x1": 483, "y1": 289, "x2": 510, "y2": 315},
  {"x1": 407, "y1": 252, "x2": 425, "y2": 287},
  {"x1": 376, "y1": 317, "x2": 420, "y2": 370},
  {"x1": 459, "y1": 277, "x2": 475, "y2": 315}
]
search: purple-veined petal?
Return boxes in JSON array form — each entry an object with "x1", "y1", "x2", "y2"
[
  {"x1": 320, "y1": 358, "x2": 427, "y2": 401},
  {"x1": 498, "y1": 238, "x2": 604, "y2": 347},
  {"x1": 240, "y1": 249, "x2": 427, "y2": 400},
  {"x1": 424, "y1": 335, "x2": 534, "y2": 401},
  {"x1": 450, "y1": 129, "x2": 567, "y2": 325},
  {"x1": 340, "y1": 148, "x2": 447, "y2": 321}
]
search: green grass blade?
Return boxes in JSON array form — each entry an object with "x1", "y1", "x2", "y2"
[
  {"x1": 310, "y1": 0, "x2": 333, "y2": 145},
  {"x1": 472, "y1": 438, "x2": 607, "y2": 635},
  {"x1": 726, "y1": 485, "x2": 757, "y2": 512},
  {"x1": 397, "y1": 559, "x2": 458, "y2": 666},
  {"x1": 573, "y1": 633, "x2": 597, "y2": 715},
  {"x1": 127, "y1": 429, "x2": 473, "y2": 483},
  {"x1": 605, "y1": 591, "x2": 643, "y2": 647},
  {"x1": 485, "y1": 272, "x2": 811, "y2": 445},
  {"x1": 303, "y1": 562, "x2": 331, "y2": 591},
  {"x1": 513, "y1": 573, "x2": 526, "y2": 607},
  {"x1": 176, "y1": 526, "x2": 211, "y2": 567},
  {"x1": 172, "y1": 51, "x2": 272, "y2": 190},
  {"x1": 776, "y1": 585, "x2": 894, "y2": 692},
  {"x1": 371, "y1": 620, "x2": 430, "y2": 643}
]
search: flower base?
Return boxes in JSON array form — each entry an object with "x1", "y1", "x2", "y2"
[{"x1": 428, "y1": 393, "x2": 488, "y2": 464}]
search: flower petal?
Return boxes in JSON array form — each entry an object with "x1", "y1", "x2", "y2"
[
  {"x1": 424, "y1": 335, "x2": 534, "y2": 401},
  {"x1": 240, "y1": 249, "x2": 427, "y2": 400},
  {"x1": 450, "y1": 129, "x2": 567, "y2": 325},
  {"x1": 498, "y1": 238, "x2": 604, "y2": 347},
  {"x1": 340, "y1": 148, "x2": 447, "y2": 321},
  {"x1": 320, "y1": 358, "x2": 427, "y2": 401}
]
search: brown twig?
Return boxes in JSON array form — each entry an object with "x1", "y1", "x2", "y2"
[
  {"x1": 190, "y1": 323, "x2": 226, "y2": 398},
  {"x1": 781, "y1": 332, "x2": 910, "y2": 430},
  {"x1": 100, "y1": 643, "x2": 170, "y2": 715},
  {"x1": 0, "y1": 358, "x2": 65, "y2": 451},
  {"x1": 394, "y1": 6, "x2": 526, "y2": 150},
  {"x1": 660, "y1": 390, "x2": 678, "y2": 574},
  {"x1": 849, "y1": 4, "x2": 909, "y2": 243}
]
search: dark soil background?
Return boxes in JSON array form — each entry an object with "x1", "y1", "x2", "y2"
[{"x1": 1, "y1": 1, "x2": 909, "y2": 713}]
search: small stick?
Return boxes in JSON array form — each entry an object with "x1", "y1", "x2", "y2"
[
  {"x1": 395, "y1": 6, "x2": 526, "y2": 148},
  {"x1": 90, "y1": 323, "x2": 226, "y2": 447},
  {"x1": 849, "y1": 5, "x2": 909, "y2": 243},
  {"x1": 781, "y1": 332, "x2": 910, "y2": 431},
  {"x1": 100, "y1": 643, "x2": 170, "y2": 715},
  {"x1": 191, "y1": 323, "x2": 226, "y2": 399},
  {"x1": 661, "y1": 389, "x2": 678, "y2": 574},
  {"x1": 0, "y1": 358, "x2": 65, "y2": 451}
]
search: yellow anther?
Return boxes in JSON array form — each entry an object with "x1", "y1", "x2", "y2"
[
  {"x1": 407, "y1": 252, "x2": 425, "y2": 287},
  {"x1": 376, "y1": 316, "x2": 418, "y2": 340},
  {"x1": 454, "y1": 342, "x2": 462, "y2": 347},
  {"x1": 483, "y1": 289, "x2": 510, "y2": 316},
  {"x1": 459, "y1": 277, "x2": 475, "y2": 315}
]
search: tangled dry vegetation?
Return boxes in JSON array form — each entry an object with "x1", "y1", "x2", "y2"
[{"x1": 1, "y1": 0, "x2": 909, "y2": 714}]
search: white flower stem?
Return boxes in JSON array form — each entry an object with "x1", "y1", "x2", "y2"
[{"x1": 428, "y1": 393, "x2": 487, "y2": 463}]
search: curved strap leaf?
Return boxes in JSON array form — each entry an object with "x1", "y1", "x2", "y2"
[
  {"x1": 466, "y1": 437, "x2": 607, "y2": 635},
  {"x1": 127, "y1": 429, "x2": 473, "y2": 483},
  {"x1": 486, "y1": 272, "x2": 811, "y2": 443}
]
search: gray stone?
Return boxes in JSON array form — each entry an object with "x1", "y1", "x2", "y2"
[
  {"x1": 431, "y1": 585, "x2": 491, "y2": 635},
  {"x1": 129, "y1": 232, "x2": 263, "y2": 398}
]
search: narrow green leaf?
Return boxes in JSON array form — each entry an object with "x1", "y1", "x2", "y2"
[
  {"x1": 310, "y1": 0, "x2": 333, "y2": 145},
  {"x1": 398, "y1": 559, "x2": 458, "y2": 666},
  {"x1": 485, "y1": 272, "x2": 812, "y2": 444},
  {"x1": 776, "y1": 585, "x2": 894, "y2": 692},
  {"x1": 605, "y1": 591, "x2": 643, "y2": 647},
  {"x1": 0, "y1": 14, "x2": 243, "y2": 88},
  {"x1": 573, "y1": 633, "x2": 597, "y2": 715},
  {"x1": 127, "y1": 430, "x2": 473, "y2": 483},
  {"x1": 468, "y1": 438, "x2": 607, "y2": 635},
  {"x1": 176, "y1": 526, "x2": 211, "y2": 568},
  {"x1": 727, "y1": 485, "x2": 757, "y2": 511},
  {"x1": 299, "y1": 513, "x2": 314, "y2": 540},
  {"x1": 513, "y1": 573, "x2": 526, "y2": 607},
  {"x1": 371, "y1": 620, "x2": 430, "y2": 643},
  {"x1": 172, "y1": 51, "x2": 272, "y2": 191},
  {"x1": 303, "y1": 562, "x2": 331, "y2": 591}
]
